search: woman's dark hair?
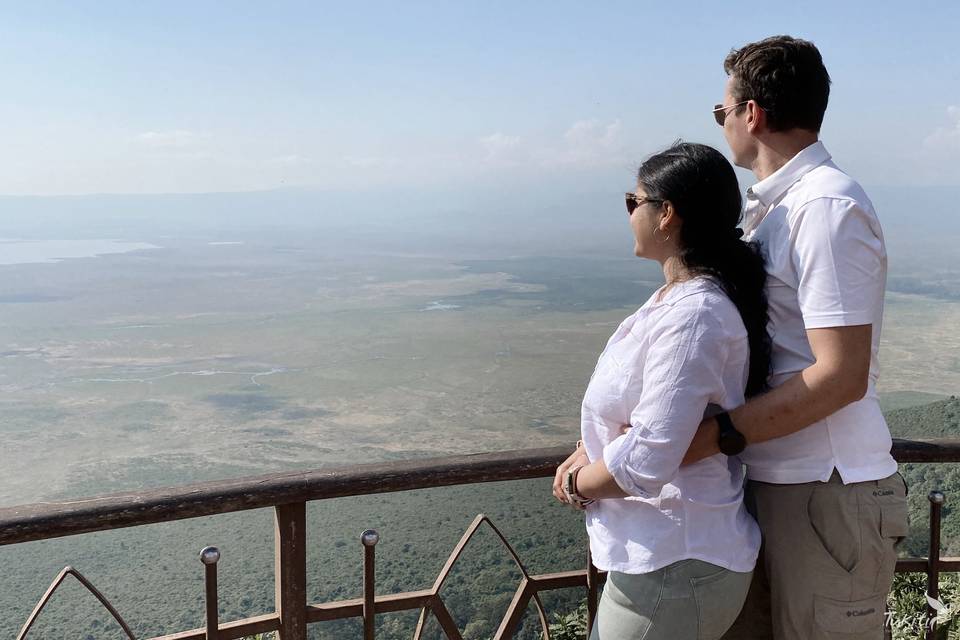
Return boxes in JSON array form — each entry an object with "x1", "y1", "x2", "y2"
[
  {"x1": 637, "y1": 141, "x2": 771, "y2": 397},
  {"x1": 724, "y1": 35, "x2": 831, "y2": 133}
]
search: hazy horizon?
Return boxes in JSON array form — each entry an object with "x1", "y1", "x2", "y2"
[
  {"x1": 1, "y1": 4, "x2": 959, "y2": 638},
  {"x1": 1, "y1": 2, "x2": 957, "y2": 197}
]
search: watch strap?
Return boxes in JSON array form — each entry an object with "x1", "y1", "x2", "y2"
[
  {"x1": 716, "y1": 411, "x2": 747, "y2": 456},
  {"x1": 716, "y1": 411, "x2": 736, "y2": 436}
]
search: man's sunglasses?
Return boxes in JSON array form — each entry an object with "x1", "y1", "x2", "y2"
[
  {"x1": 712, "y1": 100, "x2": 751, "y2": 126},
  {"x1": 712, "y1": 100, "x2": 767, "y2": 126},
  {"x1": 625, "y1": 193, "x2": 664, "y2": 215}
]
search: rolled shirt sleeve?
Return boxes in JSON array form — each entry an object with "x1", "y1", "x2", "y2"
[
  {"x1": 602, "y1": 308, "x2": 729, "y2": 498},
  {"x1": 792, "y1": 198, "x2": 886, "y2": 329}
]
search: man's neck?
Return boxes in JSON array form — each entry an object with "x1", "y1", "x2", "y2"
[{"x1": 750, "y1": 130, "x2": 820, "y2": 182}]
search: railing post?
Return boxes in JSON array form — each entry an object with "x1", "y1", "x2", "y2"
[
  {"x1": 199, "y1": 546, "x2": 220, "y2": 640},
  {"x1": 926, "y1": 491, "x2": 945, "y2": 640},
  {"x1": 275, "y1": 502, "x2": 307, "y2": 640},
  {"x1": 586, "y1": 545, "x2": 599, "y2": 638},
  {"x1": 361, "y1": 529, "x2": 380, "y2": 640}
]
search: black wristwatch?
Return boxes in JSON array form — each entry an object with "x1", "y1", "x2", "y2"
[{"x1": 716, "y1": 411, "x2": 747, "y2": 456}]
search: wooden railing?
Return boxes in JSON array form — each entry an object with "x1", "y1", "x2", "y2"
[{"x1": 3, "y1": 438, "x2": 960, "y2": 639}]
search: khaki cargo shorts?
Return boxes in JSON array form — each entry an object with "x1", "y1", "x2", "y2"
[{"x1": 720, "y1": 470, "x2": 909, "y2": 640}]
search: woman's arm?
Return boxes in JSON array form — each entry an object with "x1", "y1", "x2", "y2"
[
  {"x1": 582, "y1": 309, "x2": 730, "y2": 501},
  {"x1": 573, "y1": 458, "x2": 629, "y2": 499}
]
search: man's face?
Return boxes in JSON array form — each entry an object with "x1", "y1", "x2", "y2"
[{"x1": 721, "y1": 76, "x2": 754, "y2": 169}]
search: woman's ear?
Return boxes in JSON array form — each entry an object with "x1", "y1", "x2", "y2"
[{"x1": 660, "y1": 201, "x2": 680, "y2": 232}]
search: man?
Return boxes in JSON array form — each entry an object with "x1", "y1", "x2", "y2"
[{"x1": 683, "y1": 36, "x2": 909, "y2": 639}]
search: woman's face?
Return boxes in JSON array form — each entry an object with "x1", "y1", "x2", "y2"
[{"x1": 629, "y1": 185, "x2": 665, "y2": 260}]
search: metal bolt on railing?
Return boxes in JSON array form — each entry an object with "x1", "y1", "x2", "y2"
[
  {"x1": 361, "y1": 530, "x2": 380, "y2": 640},
  {"x1": 200, "y1": 546, "x2": 221, "y2": 640}
]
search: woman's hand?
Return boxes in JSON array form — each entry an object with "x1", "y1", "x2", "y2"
[{"x1": 553, "y1": 443, "x2": 588, "y2": 506}]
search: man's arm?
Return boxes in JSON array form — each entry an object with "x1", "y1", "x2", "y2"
[{"x1": 682, "y1": 323, "x2": 872, "y2": 464}]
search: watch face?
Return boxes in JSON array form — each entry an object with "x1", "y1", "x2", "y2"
[{"x1": 719, "y1": 431, "x2": 747, "y2": 456}]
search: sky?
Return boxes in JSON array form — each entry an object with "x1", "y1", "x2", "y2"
[{"x1": 0, "y1": 1, "x2": 957, "y2": 196}]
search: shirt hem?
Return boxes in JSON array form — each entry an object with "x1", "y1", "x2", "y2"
[
  {"x1": 746, "y1": 459, "x2": 899, "y2": 485},
  {"x1": 802, "y1": 312, "x2": 875, "y2": 329},
  {"x1": 590, "y1": 551, "x2": 757, "y2": 575}
]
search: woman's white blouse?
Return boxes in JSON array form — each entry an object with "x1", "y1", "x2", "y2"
[{"x1": 582, "y1": 277, "x2": 761, "y2": 574}]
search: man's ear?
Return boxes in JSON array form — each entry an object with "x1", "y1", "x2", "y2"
[{"x1": 746, "y1": 100, "x2": 765, "y2": 134}]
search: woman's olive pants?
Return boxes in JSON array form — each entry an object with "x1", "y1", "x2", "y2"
[{"x1": 590, "y1": 559, "x2": 752, "y2": 640}]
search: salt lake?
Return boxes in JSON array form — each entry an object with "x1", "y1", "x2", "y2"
[{"x1": 0, "y1": 238, "x2": 160, "y2": 265}]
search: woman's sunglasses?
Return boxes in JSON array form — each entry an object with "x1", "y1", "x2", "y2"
[{"x1": 625, "y1": 193, "x2": 664, "y2": 215}]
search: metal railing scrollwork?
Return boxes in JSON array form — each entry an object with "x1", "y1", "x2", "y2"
[{"x1": 3, "y1": 438, "x2": 960, "y2": 640}]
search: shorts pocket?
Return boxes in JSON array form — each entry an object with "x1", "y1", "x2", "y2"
[
  {"x1": 880, "y1": 498, "x2": 909, "y2": 547},
  {"x1": 813, "y1": 593, "x2": 884, "y2": 638},
  {"x1": 807, "y1": 485, "x2": 862, "y2": 574}
]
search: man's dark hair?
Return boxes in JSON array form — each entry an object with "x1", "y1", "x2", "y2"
[{"x1": 724, "y1": 35, "x2": 831, "y2": 133}]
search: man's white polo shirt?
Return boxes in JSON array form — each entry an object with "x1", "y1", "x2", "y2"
[{"x1": 739, "y1": 141, "x2": 898, "y2": 485}]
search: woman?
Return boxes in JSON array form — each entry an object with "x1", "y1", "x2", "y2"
[{"x1": 552, "y1": 142, "x2": 771, "y2": 640}]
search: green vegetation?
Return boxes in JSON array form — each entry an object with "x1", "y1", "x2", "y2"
[
  {"x1": 888, "y1": 573, "x2": 960, "y2": 640},
  {"x1": 8, "y1": 397, "x2": 960, "y2": 639},
  {"x1": 547, "y1": 600, "x2": 589, "y2": 640},
  {"x1": 2, "y1": 478, "x2": 588, "y2": 639},
  {"x1": 3, "y1": 238, "x2": 960, "y2": 638},
  {"x1": 888, "y1": 397, "x2": 960, "y2": 556}
]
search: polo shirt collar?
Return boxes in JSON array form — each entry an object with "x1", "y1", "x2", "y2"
[{"x1": 746, "y1": 140, "x2": 831, "y2": 208}]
